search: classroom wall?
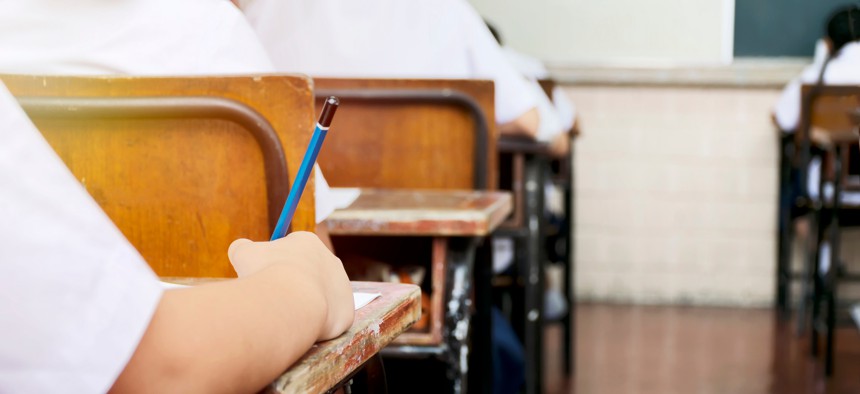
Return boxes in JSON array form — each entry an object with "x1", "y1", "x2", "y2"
[
  {"x1": 569, "y1": 86, "x2": 782, "y2": 306},
  {"x1": 468, "y1": 0, "x2": 733, "y2": 66}
]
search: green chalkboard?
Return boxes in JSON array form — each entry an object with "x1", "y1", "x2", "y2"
[{"x1": 734, "y1": 0, "x2": 854, "y2": 57}]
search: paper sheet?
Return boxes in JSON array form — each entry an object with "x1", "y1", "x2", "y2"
[
  {"x1": 329, "y1": 187, "x2": 361, "y2": 210},
  {"x1": 160, "y1": 282, "x2": 380, "y2": 311},
  {"x1": 353, "y1": 292, "x2": 381, "y2": 310}
]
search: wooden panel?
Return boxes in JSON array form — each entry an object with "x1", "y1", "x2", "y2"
[
  {"x1": 799, "y1": 84, "x2": 860, "y2": 145},
  {"x1": 313, "y1": 78, "x2": 497, "y2": 190},
  {"x1": 2, "y1": 75, "x2": 316, "y2": 278}
]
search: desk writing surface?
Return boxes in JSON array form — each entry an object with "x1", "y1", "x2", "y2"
[
  {"x1": 268, "y1": 282, "x2": 419, "y2": 394},
  {"x1": 160, "y1": 279, "x2": 420, "y2": 394},
  {"x1": 324, "y1": 188, "x2": 513, "y2": 237}
]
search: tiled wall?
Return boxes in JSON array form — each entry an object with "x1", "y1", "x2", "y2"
[{"x1": 568, "y1": 86, "x2": 783, "y2": 307}]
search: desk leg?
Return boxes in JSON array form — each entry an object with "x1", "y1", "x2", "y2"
[
  {"x1": 469, "y1": 239, "x2": 494, "y2": 394},
  {"x1": 322, "y1": 354, "x2": 388, "y2": 394},
  {"x1": 360, "y1": 354, "x2": 388, "y2": 394},
  {"x1": 443, "y1": 237, "x2": 478, "y2": 394},
  {"x1": 523, "y1": 156, "x2": 546, "y2": 394},
  {"x1": 565, "y1": 141, "x2": 576, "y2": 376},
  {"x1": 825, "y1": 144, "x2": 843, "y2": 377}
]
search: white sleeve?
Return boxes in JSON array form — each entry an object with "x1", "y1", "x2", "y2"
[
  {"x1": 773, "y1": 77, "x2": 803, "y2": 132},
  {"x1": 533, "y1": 82, "x2": 567, "y2": 142},
  {"x1": 551, "y1": 86, "x2": 576, "y2": 131},
  {"x1": 773, "y1": 61, "x2": 826, "y2": 132},
  {"x1": 0, "y1": 83, "x2": 163, "y2": 393},
  {"x1": 456, "y1": 1, "x2": 539, "y2": 124}
]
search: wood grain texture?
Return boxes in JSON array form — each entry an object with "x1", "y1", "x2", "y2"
[
  {"x1": 2, "y1": 75, "x2": 316, "y2": 278},
  {"x1": 325, "y1": 188, "x2": 512, "y2": 237},
  {"x1": 269, "y1": 282, "x2": 419, "y2": 394},
  {"x1": 799, "y1": 84, "x2": 860, "y2": 145},
  {"x1": 313, "y1": 78, "x2": 498, "y2": 190}
]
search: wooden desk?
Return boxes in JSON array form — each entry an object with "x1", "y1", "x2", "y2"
[
  {"x1": 162, "y1": 279, "x2": 420, "y2": 394},
  {"x1": 497, "y1": 134, "x2": 576, "y2": 394},
  {"x1": 309, "y1": 78, "x2": 499, "y2": 393},
  {"x1": 326, "y1": 189, "x2": 512, "y2": 237},
  {"x1": 324, "y1": 188, "x2": 512, "y2": 392},
  {"x1": 3, "y1": 74, "x2": 317, "y2": 278}
]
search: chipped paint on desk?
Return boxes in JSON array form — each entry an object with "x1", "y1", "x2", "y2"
[{"x1": 268, "y1": 281, "x2": 420, "y2": 394}]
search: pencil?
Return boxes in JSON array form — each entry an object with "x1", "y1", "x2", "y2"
[{"x1": 270, "y1": 96, "x2": 340, "y2": 240}]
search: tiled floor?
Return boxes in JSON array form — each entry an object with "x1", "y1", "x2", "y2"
[{"x1": 544, "y1": 304, "x2": 860, "y2": 394}]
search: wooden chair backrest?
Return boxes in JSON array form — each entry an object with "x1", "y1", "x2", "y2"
[
  {"x1": 2, "y1": 75, "x2": 316, "y2": 277},
  {"x1": 799, "y1": 84, "x2": 860, "y2": 145},
  {"x1": 313, "y1": 78, "x2": 497, "y2": 190}
]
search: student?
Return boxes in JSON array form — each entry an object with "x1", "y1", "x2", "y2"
[
  {"x1": 772, "y1": 7, "x2": 860, "y2": 321},
  {"x1": 235, "y1": 0, "x2": 559, "y2": 143},
  {"x1": 0, "y1": 0, "x2": 353, "y2": 237},
  {"x1": 773, "y1": 7, "x2": 860, "y2": 212},
  {"x1": 486, "y1": 20, "x2": 577, "y2": 157},
  {"x1": 0, "y1": 80, "x2": 354, "y2": 392},
  {"x1": 773, "y1": 6, "x2": 860, "y2": 132}
]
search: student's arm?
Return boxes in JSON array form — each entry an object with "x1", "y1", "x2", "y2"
[
  {"x1": 547, "y1": 131, "x2": 571, "y2": 158},
  {"x1": 111, "y1": 232, "x2": 354, "y2": 394},
  {"x1": 498, "y1": 107, "x2": 540, "y2": 139}
]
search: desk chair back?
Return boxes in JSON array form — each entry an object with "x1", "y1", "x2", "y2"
[
  {"x1": 313, "y1": 78, "x2": 497, "y2": 190},
  {"x1": 799, "y1": 85, "x2": 860, "y2": 187},
  {"x1": 3, "y1": 75, "x2": 316, "y2": 277}
]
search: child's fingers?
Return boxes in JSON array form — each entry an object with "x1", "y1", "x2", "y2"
[{"x1": 227, "y1": 238, "x2": 254, "y2": 263}]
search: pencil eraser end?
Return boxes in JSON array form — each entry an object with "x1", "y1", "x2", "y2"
[{"x1": 319, "y1": 96, "x2": 340, "y2": 127}]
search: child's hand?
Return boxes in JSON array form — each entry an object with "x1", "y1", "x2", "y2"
[{"x1": 227, "y1": 232, "x2": 355, "y2": 340}]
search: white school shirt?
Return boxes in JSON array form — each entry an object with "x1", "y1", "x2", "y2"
[
  {"x1": 0, "y1": 81, "x2": 163, "y2": 393},
  {"x1": 773, "y1": 40, "x2": 860, "y2": 132},
  {"x1": 0, "y1": 0, "x2": 341, "y2": 222},
  {"x1": 502, "y1": 46, "x2": 576, "y2": 139},
  {"x1": 237, "y1": 0, "x2": 541, "y2": 127}
]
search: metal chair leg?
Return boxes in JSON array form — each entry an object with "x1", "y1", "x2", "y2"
[{"x1": 824, "y1": 144, "x2": 844, "y2": 377}]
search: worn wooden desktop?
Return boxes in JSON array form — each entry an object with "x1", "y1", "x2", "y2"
[
  {"x1": 325, "y1": 189, "x2": 511, "y2": 237},
  {"x1": 324, "y1": 188, "x2": 512, "y2": 391},
  {"x1": 161, "y1": 279, "x2": 420, "y2": 394},
  {"x1": 3, "y1": 74, "x2": 317, "y2": 278}
]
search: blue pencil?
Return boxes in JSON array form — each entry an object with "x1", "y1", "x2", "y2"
[{"x1": 270, "y1": 96, "x2": 340, "y2": 240}]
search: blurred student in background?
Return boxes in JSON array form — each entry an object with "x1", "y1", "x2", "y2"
[
  {"x1": 773, "y1": 5, "x2": 860, "y2": 132},
  {"x1": 772, "y1": 6, "x2": 860, "y2": 319},
  {"x1": 485, "y1": 20, "x2": 577, "y2": 157},
  {"x1": 235, "y1": 0, "x2": 569, "y2": 148}
]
